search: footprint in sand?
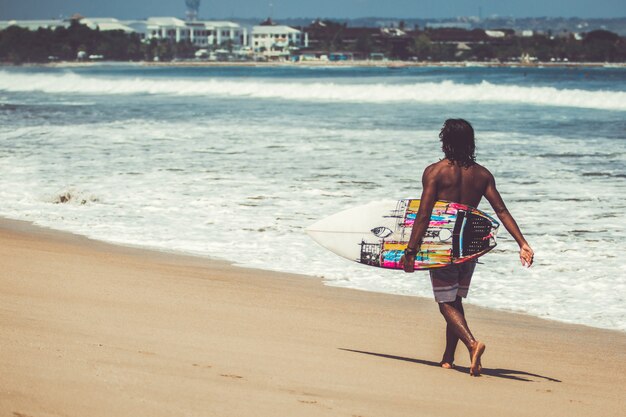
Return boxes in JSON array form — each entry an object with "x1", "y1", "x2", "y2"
[
  {"x1": 298, "y1": 399, "x2": 332, "y2": 410},
  {"x1": 192, "y1": 363, "x2": 212, "y2": 368},
  {"x1": 220, "y1": 374, "x2": 243, "y2": 379}
]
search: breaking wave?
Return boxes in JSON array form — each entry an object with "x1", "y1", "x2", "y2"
[{"x1": 1, "y1": 70, "x2": 625, "y2": 111}]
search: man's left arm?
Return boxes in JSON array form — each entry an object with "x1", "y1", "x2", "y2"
[{"x1": 402, "y1": 167, "x2": 437, "y2": 273}]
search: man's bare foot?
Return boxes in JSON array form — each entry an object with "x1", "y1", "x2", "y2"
[
  {"x1": 440, "y1": 354, "x2": 455, "y2": 369},
  {"x1": 469, "y1": 341, "x2": 486, "y2": 376}
]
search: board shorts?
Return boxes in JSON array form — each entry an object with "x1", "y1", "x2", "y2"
[{"x1": 429, "y1": 261, "x2": 477, "y2": 303}]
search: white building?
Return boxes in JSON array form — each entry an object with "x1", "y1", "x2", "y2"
[
  {"x1": 185, "y1": 21, "x2": 212, "y2": 46},
  {"x1": 0, "y1": 17, "x2": 142, "y2": 39},
  {"x1": 123, "y1": 20, "x2": 149, "y2": 39},
  {"x1": 185, "y1": 21, "x2": 246, "y2": 48},
  {"x1": 81, "y1": 18, "x2": 136, "y2": 34},
  {"x1": 145, "y1": 17, "x2": 190, "y2": 42},
  {"x1": 142, "y1": 18, "x2": 244, "y2": 48},
  {"x1": 251, "y1": 25, "x2": 302, "y2": 57},
  {"x1": 485, "y1": 30, "x2": 506, "y2": 38},
  {"x1": 0, "y1": 17, "x2": 140, "y2": 34},
  {"x1": 0, "y1": 16, "x2": 246, "y2": 50},
  {"x1": 0, "y1": 19, "x2": 69, "y2": 31},
  {"x1": 206, "y1": 21, "x2": 246, "y2": 47}
]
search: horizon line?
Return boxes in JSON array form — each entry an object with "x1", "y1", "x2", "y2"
[{"x1": 4, "y1": 15, "x2": 626, "y2": 21}]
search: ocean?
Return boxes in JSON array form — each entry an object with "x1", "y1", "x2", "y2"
[{"x1": 0, "y1": 63, "x2": 624, "y2": 331}]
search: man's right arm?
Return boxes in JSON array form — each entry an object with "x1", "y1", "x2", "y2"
[{"x1": 483, "y1": 171, "x2": 534, "y2": 267}]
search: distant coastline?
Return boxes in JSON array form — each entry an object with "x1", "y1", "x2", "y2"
[
  {"x1": 3, "y1": 60, "x2": 624, "y2": 69},
  {"x1": 142, "y1": 60, "x2": 626, "y2": 68},
  {"x1": 3, "y1": 19, "x2": 625, "y2": 65}
]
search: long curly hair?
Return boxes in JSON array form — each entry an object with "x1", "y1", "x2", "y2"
[{"x1": 439, "y1": 119, "x2": 476, "y2": 168}]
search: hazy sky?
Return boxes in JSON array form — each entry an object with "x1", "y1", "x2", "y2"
[{"x1": 1, "y1": 0, "x2": 625, "y2": 20}]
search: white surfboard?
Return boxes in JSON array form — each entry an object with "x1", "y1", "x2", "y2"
[{"x1": 307, "y1": 199, "x2": 499, "y2": 270}]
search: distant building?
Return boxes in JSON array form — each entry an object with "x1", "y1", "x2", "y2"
[
  {"x1": 485, "y1": 28, "x2": 515, "y2": 38},
  {"x1": 426, "y1": 22, "x2": 472, "y2": 30},
  {"x1": 303, "y1": 21, "x2": 381, "y2": 52},
  {"x1": 0, "y1": 19, "x2": 69, "y2": 31},
  {"x1": 185, "y1": 21, "x2": 212, "y2": 46},
  {"x1": 146, "y1": 17, "x2": 247, "y2": 48},
  {"x1": 124, "y1": 20, "x2": 149, "y2": 39},
  {"x1": 301, "y1": 20, "x2": 413, "y2": 60},
  {"x1": 0, "y1": 17, "x2": 142, "y2": 35},
  {"x1": 251, "y1": 24, "x2": 302, "y2": 59},
  {"x1": 81, "y1": 18, "x2": 136, "y2": 34},
  {"x1": 145, "y1": 17, "x2": 189, "y2": 42},
  {"x1": 0, "y1": 15, "x2": 246, "y2": 52},
  {"x1": 142, "y1": 18, "x2": 244, "y2": 47},
  {"x1": 485, "y1": 30, "x2": 506, "y2": 38},
  {"x1": 203, "y1": 21, "x2": 246, "y2": 47}
]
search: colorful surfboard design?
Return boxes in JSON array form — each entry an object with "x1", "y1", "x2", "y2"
[{"x1": 307, "y1": 199, "x2": 500, "y2": 270}]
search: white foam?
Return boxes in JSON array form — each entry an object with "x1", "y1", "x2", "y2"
[
  {"x1": 0, "y1": 70, "x2": 625, "y2": 111},
  {"x1": 1, "y1": 66, "x2": 626, "y2": 332},
  {"x1": 0, "y1": 117, "x2": 625, "y2": 332}
]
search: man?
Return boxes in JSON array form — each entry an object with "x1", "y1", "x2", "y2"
[{"x1": 400, "y1": 119, "x2": 534, "y2": 377}]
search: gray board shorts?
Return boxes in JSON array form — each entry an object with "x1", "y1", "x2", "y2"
[{"x1": 429, "y1": 261, "x2": 477, "y2": 303}]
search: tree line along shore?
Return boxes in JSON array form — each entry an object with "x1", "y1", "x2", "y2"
[{"x1": 1, "y1": 19, "x2": 625, "y2": 64}]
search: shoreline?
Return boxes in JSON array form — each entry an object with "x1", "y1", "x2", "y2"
[
  {"x1": 1, "y1": 215, "x2": 625, "y2": 416},
  {"x1": 141, "y1": 60, "x2": 626, "y2": 69},
  {"x1": 1, "y1": 216, "x2": 623, "y2": 334},
  {"x1": 2, "y1": 60, "x2": 625, "y2": 69}
]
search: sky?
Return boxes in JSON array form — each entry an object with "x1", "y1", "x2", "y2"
[{"x1": 1, "y1": 0, "x2": 625, "y2": 20}]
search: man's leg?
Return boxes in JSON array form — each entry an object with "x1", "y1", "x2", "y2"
[
  {"x1": 440, "y1": 324, "x2": 458, "y2": 368},
  {"x1": 438, "y1": 298, "x2": 485, "y2": 376},
  {"x1": 440, "y1": 297, "x2": 462, "y2": 368}
]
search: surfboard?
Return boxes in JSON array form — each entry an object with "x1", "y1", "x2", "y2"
[{"x1": 306, "y1": 199, "x2": 499, "y2": 270}]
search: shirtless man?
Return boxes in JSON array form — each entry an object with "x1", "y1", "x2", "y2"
[{"x1": 400, "y1": 119, "x2": 534, "y2": 377}]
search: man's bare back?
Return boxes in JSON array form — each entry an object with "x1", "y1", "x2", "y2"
[{"x1": 422, "y1": 159, "x2": 491, "y2": 208}]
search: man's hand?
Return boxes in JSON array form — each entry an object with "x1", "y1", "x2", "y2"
[
  {"x1": 520, "y1": 243, "x2": 534, "y2": 268},
  {"x1": 400, "y1": 253, "x2": 415, "y2": 273}
]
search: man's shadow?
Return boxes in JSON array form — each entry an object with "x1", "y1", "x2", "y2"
[{"x1": 339, "y1": 348, "x2": 561, "y2": 382}]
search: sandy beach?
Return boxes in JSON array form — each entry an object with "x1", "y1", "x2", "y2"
[{"x1": 1, "y1": 218, "x2": 625, "y2": 417}]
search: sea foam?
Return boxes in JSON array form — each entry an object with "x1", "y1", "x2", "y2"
[
  {"x1": 1, "y1": 70, "x2": 625, "y2": 111},
  {"x1": 1, "y1": 66, "x2": 625, "y2": 332}
]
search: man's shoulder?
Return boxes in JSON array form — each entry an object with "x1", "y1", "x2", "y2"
[
  {"x1": 424, "y1": 159, "x2": 485, "y2": 172},
  {"x1": 422, "y1": 160, "x2": 444, "y2": 178},
  {"x1": 423, "y1": 160, "x2": 493, "y2": 177},
  {"x1": 425, "y1": 159, "x2": 447, "y2": 171},
  {"x1": 471, "y1": 162, "x2": 493, "y2": 178}
]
